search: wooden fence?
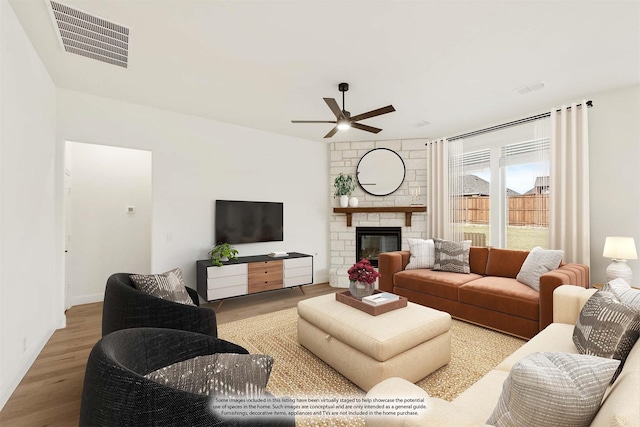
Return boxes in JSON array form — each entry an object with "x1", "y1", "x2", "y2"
[{"x1": 453, "y1": 195, "x2": 548, "y2": 227}]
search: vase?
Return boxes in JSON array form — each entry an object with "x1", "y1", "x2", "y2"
[
  {"x1": 349, "y1": 281, "x2": 375, "y2": 299},
  {"x1": 339, "y1": 195, "x2": 349, "y2": 208},
  {"x1": 349, "y1": 196, "x2": 359, "y2": 207}
]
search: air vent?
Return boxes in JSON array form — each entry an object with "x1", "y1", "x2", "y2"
[
  {"x1": 513, "y1": 81, "x2": 545, "y2": 95},
  {"x1": 46, "y1": 0, "x2": 129, "y2": 68}
]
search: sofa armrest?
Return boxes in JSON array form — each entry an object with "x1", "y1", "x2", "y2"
[
  {"x1": 364, "y1": 377, "x2": 488, "y2": 427},
  {"x1": 538, "y1": 263, "x2": 589, "y2": 330},
  {"x1": 553, "y1": 285, "x2": 597, "y2": 325},
  {"x1": 378, "y1": 251, "x2": 410, "y2": 293}
]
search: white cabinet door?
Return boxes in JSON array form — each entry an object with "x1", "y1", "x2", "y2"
[
  {"x1": 283, "y1": 257, "x2": 312, "y2": 288},
  {"x1": 206, "y1": 264, "x2": 247, "y2": 299}
]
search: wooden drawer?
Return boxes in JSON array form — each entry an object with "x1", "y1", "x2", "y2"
[{"x1": 248, "y1": 260, "x2": 283, "y2": 294}]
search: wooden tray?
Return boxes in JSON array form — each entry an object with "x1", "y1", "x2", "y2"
[{"x1": 335, "y1": 290, "x2": 407, "y2": 316}]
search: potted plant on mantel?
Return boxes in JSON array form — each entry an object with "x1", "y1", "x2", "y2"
[
  {"x1": 209, "y1": 242, "x2": 239, "y2": 267},
  {"x1": 334, "y1": 173, "x2": 356, "y2": 208}
]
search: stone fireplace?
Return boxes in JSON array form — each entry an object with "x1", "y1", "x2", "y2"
[
  {"x1": 330, "y1": 138, "x2": 429, "y2": 288},
  {"x1": 355, "y1": 227, "x2": 402, "y2": 267}
]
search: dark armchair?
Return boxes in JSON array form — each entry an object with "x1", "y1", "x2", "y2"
[
  {"x1": 102, "y1": 273, "x2": 217, "y2": 337},
  {"x1": 79, "y1": 328, "x2": 294, "y2": 426}
]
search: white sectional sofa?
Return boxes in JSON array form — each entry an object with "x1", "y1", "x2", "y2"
[{"x1": 365, "y1": 285, "x2": 640, "y2": 427}]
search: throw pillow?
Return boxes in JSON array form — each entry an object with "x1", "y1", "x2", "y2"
[
  {"x1": 487, "y1": 352, "x2": 620, "y2": 427},
  {"x1": 573, "y1": 289, "x2": 640, "y2": 381},
  {"x1": 515, "y1": 246, "x2": 564, "y2": 292},
  {"x1": 405, "y1": 238, "x2": 435, "y2": 270},
  {"x1": 130, "y1": 268, "x2": 195, "y2": 306},
  {"x1": 603, "y1": 278, "x2": 640, "y2": 308},
  {"x1": 432, "y1": 238, "x2": 471, "y2": 274},
  {"x1": 145, "y1": 353, "x2": 274, "y2": 397}
]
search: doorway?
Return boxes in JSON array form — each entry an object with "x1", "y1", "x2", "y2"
[{"x1": 64, "y1": 142, "x2": 152, "y2": 307}]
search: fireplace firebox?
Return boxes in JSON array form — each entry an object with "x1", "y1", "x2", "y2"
[{"x1": 355, "y1": 227, "x2": 402, "y2": 267}]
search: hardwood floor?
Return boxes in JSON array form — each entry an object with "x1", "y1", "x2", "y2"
[{"x1": 0, "y1": 283, "x2": 338, "y2": 426}]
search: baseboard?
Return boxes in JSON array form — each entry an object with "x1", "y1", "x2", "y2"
[
  {"x1": 71, "y1": 292, "x2": 103, "y2": 306},
  {"x1": 0, "y1": 328, "x2": 55, "y2": 411}
]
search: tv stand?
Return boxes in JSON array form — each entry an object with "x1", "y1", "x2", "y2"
[{"x1": 196, "y1": 252, "x2": 313, "y2": 302}]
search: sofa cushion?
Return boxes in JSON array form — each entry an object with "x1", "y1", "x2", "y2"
[
  {"x1": 451, "y1": 369, "x2": 511, "y2": 423},
  {"x1": 516, "y1": 246, "x2": 564, "y2": 291},
  {"x1": 144, "y1": 353, "x2": 274, "y2": 397},
  {"x1": 495, "y1": 323, "x2": 579, "y2": 372},
  {"x1": 405, "y1": 238, "x2": 435, "y2": 270},
  {"x1": 573, "y1": 289, "x2": 640, "y2": 381},
  {"x1": 433, "y1": 239, "x2": 471, "y2": 273},
  {"x1": 365, "y1": 377, "x2": 488, "y2": 427},
  {"x1": 458, "y1": 276, "x2": 539, "y2": 321},
  {"x1": 469, "y1": 246, "x2": 490, "y2": 275},
  {"x1": 487, "y1": 352, "x2": 620, "y2": 427},
  {"x1": 592, "y1": 369, "x2": 640, "y2": 427},
  {"x1": 485, "y1": 248, "x2": 529, "y2": 279},
  {"x1": 394, "y1": 269, "x2": 482, "y2": 301}
]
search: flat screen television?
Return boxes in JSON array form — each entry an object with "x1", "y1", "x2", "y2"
[{"x1": 215, "y1": 200, "x2": 284, "y2": 244}]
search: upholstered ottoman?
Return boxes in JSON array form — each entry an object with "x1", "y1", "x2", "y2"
[{"x1": 297, "y1": 293, "x2": 451, "y2": 391}]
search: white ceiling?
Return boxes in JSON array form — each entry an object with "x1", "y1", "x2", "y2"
[{"x1": 8, "y1": 0, "x2": 640, "y2": 143}]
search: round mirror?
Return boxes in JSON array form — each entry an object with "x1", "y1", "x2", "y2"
[{"x1": 356, "y1": 148, "x2": 406, "y2": 196}]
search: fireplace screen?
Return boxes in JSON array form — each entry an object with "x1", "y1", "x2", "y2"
[{"x1": 355, "y1": 227, "x2": 402, "y2": 267}]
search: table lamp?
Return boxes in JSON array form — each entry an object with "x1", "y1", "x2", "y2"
[{"x1": 603, "y1": 236, "x2": 638, "y2": 284}]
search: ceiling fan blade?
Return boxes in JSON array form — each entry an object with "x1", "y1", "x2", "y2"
[
  {"x1": 351, "y1": 122, "x2": 382, "y2": 134},
  {"x1": 291, "y1": 120, "x2": 336, "y2": 123},
  {"x1": 323, "y1": 98, "x2": 344, "y2": 119},
  {"x1": 349, "y1": 105, "x2": 396, "y2": 122},
  {"x1": 324, "y1": 126, "x2": 339, "y2": 138}
]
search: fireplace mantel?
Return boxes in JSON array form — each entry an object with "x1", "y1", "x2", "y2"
[{"x1": 333, "y1": 206, "x2": 427, "y2": 227}]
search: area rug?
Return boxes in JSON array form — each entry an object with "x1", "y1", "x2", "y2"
[{"x1": 217, "y1": 307, "x2": 525, "y2": 423}]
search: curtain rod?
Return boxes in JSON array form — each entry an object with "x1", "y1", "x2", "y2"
[{"x1": 439, "y1": 100, "x2": 593, "y2": 142}]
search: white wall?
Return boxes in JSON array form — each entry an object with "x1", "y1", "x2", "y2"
[
  {"x1": 56, "y1": 90, "x2": 330, "y2": 295},
  {"x1": 588, "y1": 84, "x2": 640, "y2": 284},
  {"x1": 66, "y1": 142, "x2": 152, "y2": 305},
  {"x1": 0, "y1": 0, "x2": 61, "y2": 410}
]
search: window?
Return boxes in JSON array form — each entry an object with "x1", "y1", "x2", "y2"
[{"x1": 453, "y1": 120, "x2": 550, "y2": 250}]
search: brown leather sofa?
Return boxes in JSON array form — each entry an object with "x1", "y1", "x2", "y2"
[{"x1": 378, "y1": 247, "x2": 589, "y2": 339}]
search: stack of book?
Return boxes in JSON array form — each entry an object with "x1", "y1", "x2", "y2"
[{"x1": 361, "y1": 292, "x2": 400, "y2": 306}]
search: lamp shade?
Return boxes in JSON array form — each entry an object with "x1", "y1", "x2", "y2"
[{"x1": 603, "y1": 237, "x2": 638, "y2": 260}]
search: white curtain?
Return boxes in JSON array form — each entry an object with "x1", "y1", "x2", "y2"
[
  {"x1": 549, "y1": 102, "x2": 590, "y2": 265},
  {"x1": 426, "y1": 138, "x2": 463, "y2": 240}
]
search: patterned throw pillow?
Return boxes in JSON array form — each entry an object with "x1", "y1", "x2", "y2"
[
  {"x1": 572, "y1": 289, "x2": 640, "y2": 381},
  {"x1": 432, "y1": 238, "x2": 471, "y2": 274},
  {"x1": 405, "y1": 238, "x2": 435, "y2": 270},
  {"x1": 130, "y1": 268, "x2": 195, "y2": 306},
  {"x1": 145, "y1": 353, "x2": 274, "y2": 397},
  {"x1": 604, "y1": 278, "x2": 640, "y2": 308},
  {"x1": 487, "y1": 352, "x2": 620, "y2": 427},
  {"x1": 516, "y1": 246, "x2": 564, "y2": 292}
]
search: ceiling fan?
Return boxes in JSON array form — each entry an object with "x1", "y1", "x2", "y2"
[{"x1": 292, "y1": 83, "x2": 396, "y2": 139}]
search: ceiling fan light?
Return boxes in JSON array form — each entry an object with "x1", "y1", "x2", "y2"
[{"x1": 337, "y1": 119, "x2": 351, "y2": 131}]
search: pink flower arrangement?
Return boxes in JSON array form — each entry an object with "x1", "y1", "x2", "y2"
[{"x1": 347, "y1": 258, "x2": 381, "y2": 284}]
